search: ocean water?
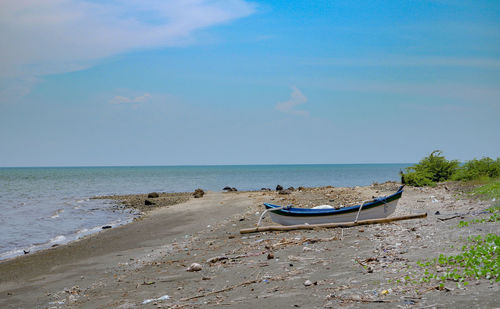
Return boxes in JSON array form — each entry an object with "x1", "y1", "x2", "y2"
[{"x1": 0, "y1": 164, "x2": 410, "y2": 259}]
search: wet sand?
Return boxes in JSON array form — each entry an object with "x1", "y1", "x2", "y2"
[{"x1": 0, "y1": 184, "x2": 498, "y2": 308}]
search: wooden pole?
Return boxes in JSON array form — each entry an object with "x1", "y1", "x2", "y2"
[{"x1": 239, "y1": 213, "x2": 427, "y2": 234}]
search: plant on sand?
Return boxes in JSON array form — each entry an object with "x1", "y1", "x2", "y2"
[
  {"x1": 453, "y1": 157, "x2": 500, "y2": 181},
  {"x1": 403, "y1": 150, "x2": 459, "y2": 187},
  {"x1": 405, "y1": 234, "x2": 500, "y2": 289}
]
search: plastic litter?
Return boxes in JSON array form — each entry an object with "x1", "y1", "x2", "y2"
[{"x1": 142, "y1": 295, "x2": 170, "y2": 305}]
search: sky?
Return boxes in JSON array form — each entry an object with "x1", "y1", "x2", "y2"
[{"x1": 0, "y1": 0, "x2": 499, "y2": 167}]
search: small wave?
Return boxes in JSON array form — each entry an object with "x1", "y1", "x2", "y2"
[
  {"x1": 50, "y1": 209, "x2": 64, "y2": 219},
  {"x1": 49, "y1": 235, "x2": 66, "y2": 244}
]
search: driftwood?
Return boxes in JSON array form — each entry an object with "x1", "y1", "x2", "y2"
[
  {"x1": 240, "y1": 213, "x2": 427, "y2": 234},
  {"x1": 180, "y1": 278, "x2": 259, "y2": 301}
]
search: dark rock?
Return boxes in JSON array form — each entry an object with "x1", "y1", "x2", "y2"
[
  {"x1": 193, "y1": 188, "x2": 205, "y2": 198},
  {"x1": 261, "y1": 188, "x2": 271, "y2": 191},
  {"x1": 23, "y1": 250, "x2": 30, "y2": 254},
  {"x1": 145, "y1": 199, "x2": 155, "y2": 205},
  {"x1": 147, "y1": 192, "x2": 159, "y2": 198},
  {"x1": 223, "y1": 186, "x2": 232, "y2": 191},
  {"x1": 287, "y1": 187, "x2": 295, "y2": 191},
  {"x1": 279, "y1": 189, "x2": 291, "y2": 195},
  {"x1": 276, "y1": 185, "x2": 283, "y2": 191},
  {"x1": 435, "y1": 211, "x2": 440, "y2": 215},
  {"x1": 231, "y1": 187, "x2": 238, "y2": 192},
  {"x1": 267, "y1": 252, "x2": 274, "y2": 259},
  {"x1": 102, "y1": 225, "x2": 112, "y2": 229},
  {"x1": 297, "y1": 186, "x2": 305, "y2": 191}
]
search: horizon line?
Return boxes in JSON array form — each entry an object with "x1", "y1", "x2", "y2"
[{"x1": 0, "y1": 162, "x2": 416, "y2": 168}]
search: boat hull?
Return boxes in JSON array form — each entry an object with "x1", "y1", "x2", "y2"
[
  {"x1": 267, "y1": 199, "x2": 398, "y2": 226},
  {"x1": 264, "y1": 186, "x2": 403, "y2": 226}
]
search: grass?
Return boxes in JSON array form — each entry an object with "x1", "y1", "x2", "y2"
[{"x1": 469, "y1": 180, "x2": 500, "y2": 201}]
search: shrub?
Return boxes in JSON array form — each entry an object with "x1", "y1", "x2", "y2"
[
  {"x1": 453, "y1": 157, "x2": 500, "y2": 181},
  {"x1": 403, "y1": 150, "x2": 459, "y2": 187}
]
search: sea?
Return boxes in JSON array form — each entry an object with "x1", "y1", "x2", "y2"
[{"x1": 0, "y1": 164, "x2": 411, "y2": 260}]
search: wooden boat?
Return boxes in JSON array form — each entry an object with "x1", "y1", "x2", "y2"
[{"x1": 263, "y1": 186, "x2": 404, "y2": 226}]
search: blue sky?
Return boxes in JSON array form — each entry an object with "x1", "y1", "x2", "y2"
[{"x1": 0, "y1": 0, "x2": 499, "y2": 166}]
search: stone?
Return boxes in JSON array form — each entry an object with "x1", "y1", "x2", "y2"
[
  {"x1": 147, "y1": 192, "x2": 159, "y2": 198},
  {"x1": 187, "y1": 263, "x2": 202, "y2": 272},
  {"x1": 223, "y1": 186, "x2": 232, "y2": 191},
  {"x1": 304, "y1": 280, "x2": 312, "y2": 286},
  {"x1": 276, "y1": 185, "x2": 283, "y2": 191},
  {"x1": 279, "y1": 189, "x2": 291, "y2": 195},
  {"x1": 145, "y1": 200, "x2": 155, "y2": 205},
  {"x1": 193, "y1": 189, "x2": 205, "y2": 198}
]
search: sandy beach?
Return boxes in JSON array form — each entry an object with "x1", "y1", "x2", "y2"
[{"x1": 1, "y1": 183, "x2": 498, "y2": 308}]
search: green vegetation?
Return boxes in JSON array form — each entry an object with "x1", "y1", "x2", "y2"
[
  {"x1": 469, "y1": 181, "x2": 500, "y2": 201},
  {"x1": 457, "y1": 206, "x2": 500, "y2": 227},
  {"x1": 402, "y1": 150, "x2": 500, "y2": 187},
  {"x1": 414, "y1": 234, "x2": 500, "y2": 287},
  {"x1": 453, "y1": 157, "x2": 500, "y2": 181},
  {"x1": 403, "y1": 150, "x2": 459, "y2": 187}
]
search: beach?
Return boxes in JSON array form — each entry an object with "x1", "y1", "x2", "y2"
[{"x1": 0, "y1": 183, "x2": 498, "y2": 308}]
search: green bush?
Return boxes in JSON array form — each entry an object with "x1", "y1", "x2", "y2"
[
  {"x1": 403, "y1": 150, "x2": 459, "y2": 187},
  {"x1": 403, "y1": 170, "x2": 435, "y2": 187},
  {"x1": 453, "y1": 157, "x2": 500, "y2": 181}
]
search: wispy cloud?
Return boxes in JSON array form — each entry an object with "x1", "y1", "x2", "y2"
[
  {"x1": 0, "y1": 0, "x2": 256, "y2": 101},
  {"x1": 276, "y1": 87, "x2": 309, "y2": 116},
  {"x1": 110, "y1": 93, "x2": 152, "y2": 105}
]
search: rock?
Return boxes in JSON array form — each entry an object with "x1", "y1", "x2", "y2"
[
  {"x1": 261, "y1": 188, "x2": 271, "y2": 191},
  {"x1": 193, "y1": 189, "x2": 205, "y2": 198},
  {"x1": 279, "y1": 189, "x2": 291, "y2": 195},
  {"x1": 145, "y1": 199, "x2": 155, "y2": 205},
  {"x1": 287, "y1": 187, "x2": 295, "y2": 191},
  {"x1": 147, "y1": 192, "x2": 159, "y2": 198},
  {"x1": 223, "y1": 186, "x2": 232, "y2": 191},
  {"x1": 434, "y1": 211, "x2": 440, "y2": 215},
  {"x1": 297, "y1": 186, "x2": 305, "y2": 191},
  {"x1": 267, "y1": 252, "x2": 274, "y2": 259},
  {"x1": 187, "y1": 263, "x2": 202, "y2": 272},
  {"x1": 231, "y1": 187, "x2": 238, "y2": 192},
  {"x1": 276, "y1": 185, "x2": 283, "y2": 191},
  {"x1": 102, "y1": 225, "x2": 112, "y2": 229},
  {"x1": 304, "y1": 280, "x2": 312, "y2": 286}
]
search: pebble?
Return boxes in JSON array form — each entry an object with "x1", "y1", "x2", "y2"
[
  {"x1": 187, "y1": 263, "x2": 202, "y2": 272},
  {"x1": 304, "y1": 280, "x2": 312, "y2": 286}
]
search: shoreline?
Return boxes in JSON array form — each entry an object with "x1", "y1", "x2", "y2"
[
  {"x1": 0, "y1": 192, "x2": 194, "y2": 262},
  {"x1": 1, "y1": 183, "x2": 498, "y2": 308}
]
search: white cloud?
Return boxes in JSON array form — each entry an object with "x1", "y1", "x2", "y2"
[
  {"x1": 276, "y1": 87, "x2": 309, "y2": 116},
  {"x1": 0, "y1": 0, "x2": 256, "y2": 101},
  {"x1": 110, "y1": 93, "x2": 152, "y2": 105}
]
